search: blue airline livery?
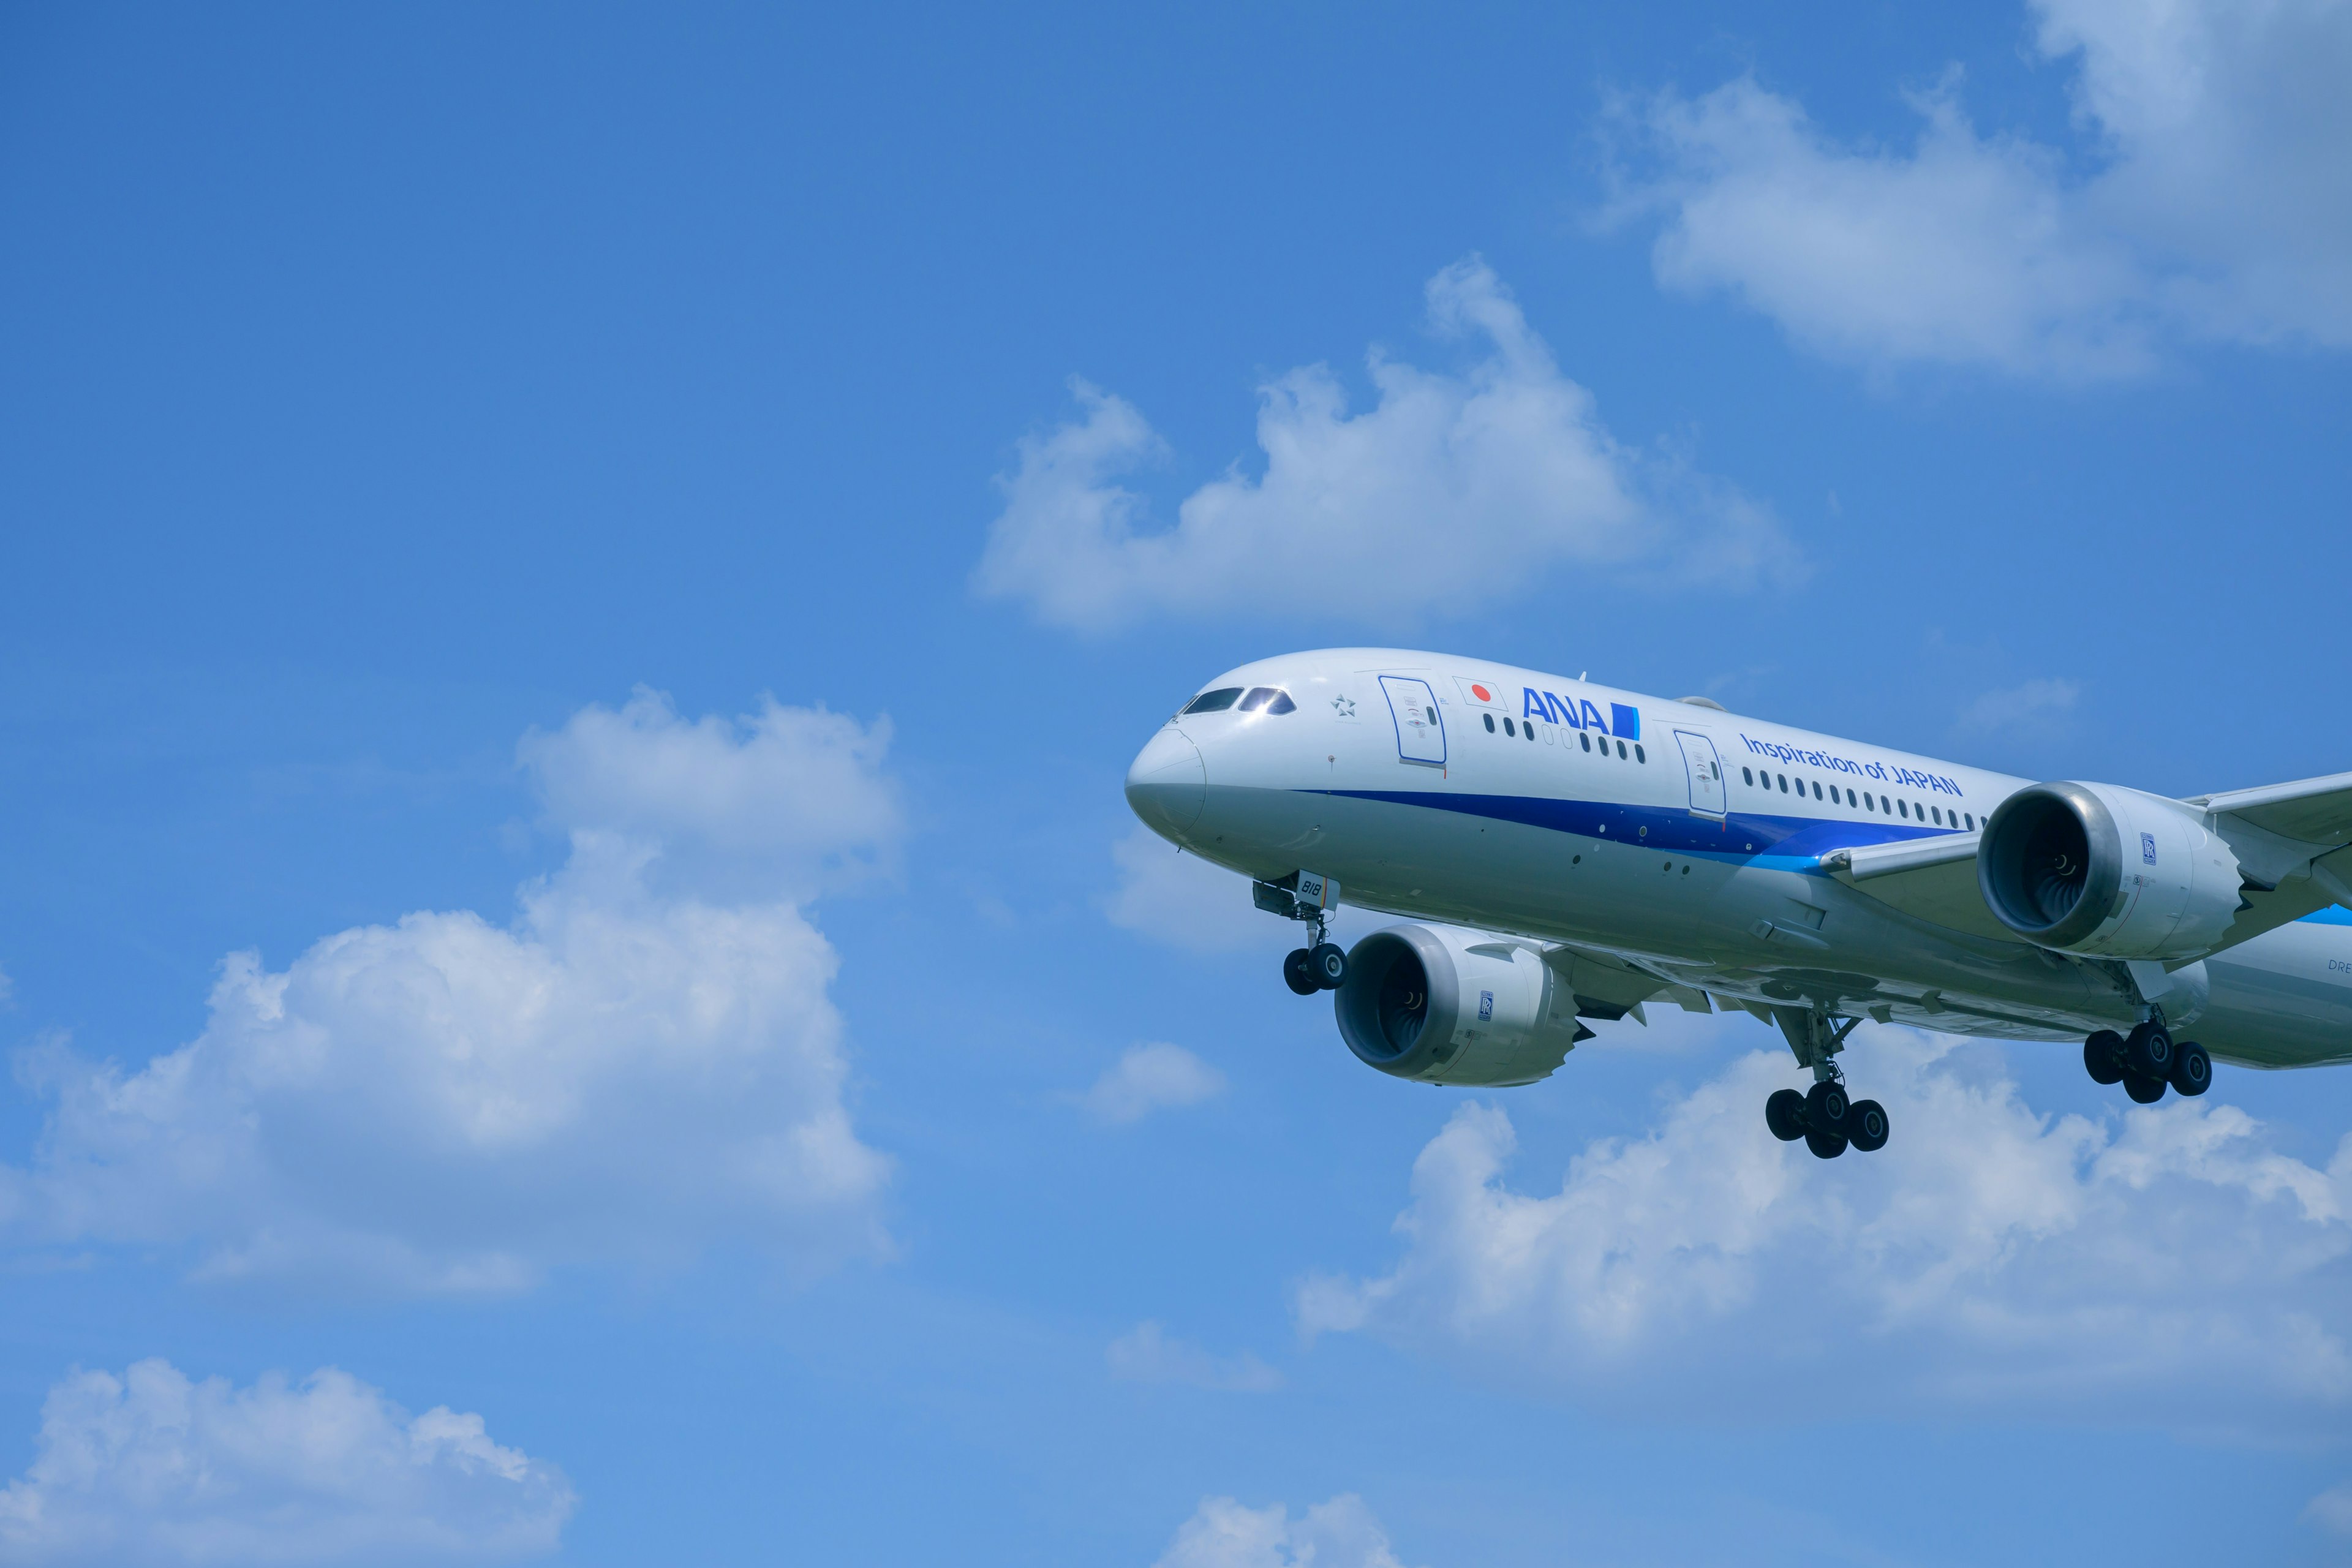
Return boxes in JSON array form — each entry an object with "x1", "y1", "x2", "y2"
[{"x1": 1125, "y1": 649, "x2": 2352, "y2": 1159}]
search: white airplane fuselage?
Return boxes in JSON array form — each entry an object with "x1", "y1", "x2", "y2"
[{"x1": 1125, "y1": 648, "x2": 2352, "y2": 1071}]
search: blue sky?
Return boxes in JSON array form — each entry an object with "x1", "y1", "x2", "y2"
[{"x1": 2, "y1": 2, "x2": 2350, "y2": 1562}]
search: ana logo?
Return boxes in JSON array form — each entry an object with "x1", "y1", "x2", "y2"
[
  {"x1": 1478, "y1": 989, "x2": 1494, "y2": 1022},
  {"x1": 2141, "y1": 832, "x2": 2157, "y2": 865},
  {"x1": 1471, "y1": 684, "x2": 1493, "y2": 703}
]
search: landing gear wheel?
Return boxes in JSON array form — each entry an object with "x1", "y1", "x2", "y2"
[
  {"x1": 2124, "y1": 1022, "x2": 2174, "y2": 1081},
  {"x1": 1804, "y1": 1079, "x2": 1850, "y2": 1138},
  {"x1": 1847, "y1": 1099, "x2": 1890, "y2": 1153},
  {"x1": 1765, "y1": 1088, "x2": 1807, "y2": 1142},
  {"x1": 1310, "y1": 942, "x2": 1348, "y2": 990},
  {"x1": 2083, "y1": 1030, "x2": 2125, "y2": 1086},
  {"x1": 1282, "y1": 948, "x2": 1318, "y2": 996},
  {"x1": 1804, "y1": 1129, "x2": 1848, "y2": 1159},
  {"x1": 2124, "y1": 1072, "x2": 2167, "y2": 1104},
  {"x1": 2170, "y1": 1039, "x2": 2212, "y2": 1096}
]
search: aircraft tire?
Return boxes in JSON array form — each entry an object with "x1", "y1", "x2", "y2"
[
  {"x1": 1803, "y1": 1079, "x2": 1850, "y2": 1137},
  {"x1": 2123, "y1": 1072, "x2": 2167, "y2": 1104},
  {"x1": 1847, "y1": 1099, "x2": 1889, "y2": 1153},
  {"x1": 1765, "y1": 1088, "x2": 1806, "y2": 1142},
  {"x1": 2124, "y1": 1023, "x2": 2174, "y2": 1080},
  {"x1": 1310, "y1": 943, "x2": 1348, "y2": 990},
  {"x1": 2082, "y1": 1031, "x2": 2125, "y2": 1085},
  {"x1": 2169, "y1": 1040, "x2": 2212, "y2": 1097},
  {"x1": 1283, "y1": 948, "x2": 1319, "y2": 996},
  {"x1": 1804, "y1": 1129, "x2": 1847, "y2": 1159}
]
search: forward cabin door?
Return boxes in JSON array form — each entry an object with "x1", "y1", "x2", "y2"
[
  {"x1": 1379, "y1": 676, "x2": 1447, "y2": 767},
  {"x1": 1675, "y1": 729, "x2": 1727, "y2": 818}
]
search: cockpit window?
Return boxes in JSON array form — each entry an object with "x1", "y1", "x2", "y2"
[
  {"x1": 1182, "y1": 687, "x2": 1244, "y2": 714},
  {"x1": 1236, "y1": 687, "x2": 1297, "y2": 714}
]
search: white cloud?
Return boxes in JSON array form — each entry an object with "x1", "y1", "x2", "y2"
[
  {"x1": 1298, "y1": 1034, "x2": 2352, "y2": 1432},
  {"x1": 1107, "y1": 1321, "x2": 1282, "y2": 1393},
  {"x1": 1956, "y1": 676, "x2": 2081, "y2": 736},
  {"x1": 1608, "y1": 0, "x2": 2352, "y2": 375},
  {"x1": 0, "y1": 1359, "x2": 573, "y2": 1565},
  {"x1": 1080, "y1": 1044, "x2": 1227, "y2": 1125},
  {"x1": 975, "y1": 257, "x2": 1797, "y2": 631},
  {"x1": 517, "y1": 685, "x2": 901, "y2": 900},
  {"x1": 2308, "y1": 1479, "x2": 2352, "y2": 1537},
  {"x1": 1152, "y1": 1494, "x2": 1412, "y2": 1568},
  {"x1": 0, "y1": 693, "x2": 895, "y2": 1295},
  {"x1": 1106, "y1": 829, "x2": 1268, "y2": 954}
]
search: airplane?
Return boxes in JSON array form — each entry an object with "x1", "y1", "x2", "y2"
[{"x1": 1123, "y1": 649, "x2": 2352, "y2": 1159}]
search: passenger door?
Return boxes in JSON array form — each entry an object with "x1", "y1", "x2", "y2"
[
  {"x1": 1675, "y1": 729, "x2": 1727, "y2": 818},
  {"x1": 1379, "y1": 676, "x2": 1446, "y2": 767}
]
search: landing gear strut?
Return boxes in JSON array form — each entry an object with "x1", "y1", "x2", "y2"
[
  {"x1": 1257, "y1": 872, "x2": 1348, "y2": 995},
  {"x1": 2082, "y1": 1022, "x2": 2211, "y2": 1102},
  {"x1": 1765, "y1": 1006, "x2": 1888, "y2": 1159}
]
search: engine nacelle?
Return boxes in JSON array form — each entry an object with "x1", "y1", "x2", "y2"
[
  {"x1": 1978, "y1": 781, "x2": 2242, "y2": 960},
  {"x1": 1333, "y1": 924, "x2": 1586, "y2": 1087}
]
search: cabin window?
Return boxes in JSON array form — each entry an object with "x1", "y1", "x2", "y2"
[
  {"x1": 1777, "y1": 774, "x2": 1788, "y2": 793},
  {"x1": 1616, "y1": 740, "x2": 1628, "y2": 759},
  {"x1": 1966, "y1": 813, "x2": 1975, "y2": 830},
  {"x1": 1580, "y1": 733, "x2": 1592, "y2": 752},
  {"x1": 1898, "y1": 799, "x2": 1908, "y2": 818},
  {"x1": 1526, "y1": 724, "x2": 1537, "y2": 742},
  {"x1": 1743, "y1": 767, "x2": 1754, "y2": 786},
  {"x1": 1812, "y1": 781, "x2": 1822, "y2": 799},
  {"x1": 1634, "y1": 744, "x2": 1645, "y2": 763},
  {"x1": 1483, "y1": 713, "x2": 1495, "y2": 733},
  {"x1": 1504, "y1": 717, "x2": 1516, "y2": 737},
  {"x1": 1182, "y1": 687, "x2": 1243, "y2": 714}
]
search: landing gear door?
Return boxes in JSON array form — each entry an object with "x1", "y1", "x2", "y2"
[
  {"x1": 1379, "y1": 676, "x2": 1446, "y2": 767},
  {"x1": 1675, "y1": 729, "x2": 1727, "y2": 818}
]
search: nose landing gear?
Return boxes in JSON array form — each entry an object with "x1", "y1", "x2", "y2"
[
  {"x1": 2082, "y1": 1023, "x2": 2211, "y2": 1103},
  {"x1": 1283, "y1": 938, "x2": 1348, "y2": 995},
  {"x1": 1257, "y1": 872, "x2": 1348, "y2": 994},
  {"x1": 1765, "y1": 1006, "x2": 1888, "y2": 1159}
]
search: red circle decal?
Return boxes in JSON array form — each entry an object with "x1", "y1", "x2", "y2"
[{"x1": 1471, "y1": 684, "x2": 1491, "y2": 702}]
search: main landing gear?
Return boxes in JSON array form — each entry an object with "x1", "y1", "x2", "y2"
[
  {"x1": 2082, "y1": 1022, "x2": 2211, "y2": 1104},
  {"x1": 1765, "y1": 1006, "x2": 1889, "y2": 1159}
]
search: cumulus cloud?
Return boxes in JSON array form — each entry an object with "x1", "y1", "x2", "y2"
[
  {"x1": 2308, "y1": 1479, "x2": 2352, "y2": 1537},
  {"x1": 1606, "y1": 0, "x2": 2352, "y2": 375},
  {"x1": 975, "y1": 257, "x2": 1797, "y2": 631},
  {"x1": 518, "y1": 685, "x2": 901, "y2": 900},
  {"x1": 0, "y1": 692, "x2": 895, "y2": 1295},
  {"x1": 0, "y1": 1359, "x2": 573, "y2": 1565},
  {"x1": 1298, "y1": 1035, "x2": 2352, "y2": 1432},
  {"x1": 1955, "y1": 676, "x2": 2082, "y2": 737},
  {"x1": 1107, "y1": 1321, "x2": 1282, "y2": 1393},
  {"x1": 1152, "y1": 1494, "x2": 1412, "y2": 1568},
  {"x1": 1080, "y1": 1044, "x2": 1227, "y2": 1126},
  {"x1": 1106, "y1": 828, "x2": 1267, "y2": 954}
]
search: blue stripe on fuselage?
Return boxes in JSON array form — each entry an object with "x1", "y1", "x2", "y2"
[
  {"x1": 1305, "y1": 789, "x2": 1950, "y2": 865},
  {"x1": 2301, "y1": 905, "x2": 2352, "y2": 927}
]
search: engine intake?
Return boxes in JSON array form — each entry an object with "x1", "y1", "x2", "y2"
[
  {"x1": 1978, "y1": 781, "x2": 2243, "y2": 960},
  {"x1": 1334, "y1": 924, "x2": 1586, "y2": 1086}
]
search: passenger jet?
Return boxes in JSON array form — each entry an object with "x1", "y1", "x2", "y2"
[{"x1": 1124, "y1": 650, "x2": 2352, "y2": 1158}]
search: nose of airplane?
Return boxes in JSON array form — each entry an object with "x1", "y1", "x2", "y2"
[{"x1": 1125, "y1": 725, "x2": 1207, "y2": 839}]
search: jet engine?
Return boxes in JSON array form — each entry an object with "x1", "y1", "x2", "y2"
[
  {"x1": 1333, "y1": 924, "x2": 1588, "y2": 1087},
  {"x1": 1977, "y1": 782, "x2": 2244, "y2": 961}
]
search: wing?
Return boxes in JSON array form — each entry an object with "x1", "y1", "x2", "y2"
[
  {"x1": 1820, "y1": 771, "x2": 2352, "y2": 959},
  {"x1": 2188, "y1": 769, "x2": 2352, "y2": 851},
  {"x1": 1820, "y1": 832, "x2": 2022, "y2": 944}
]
